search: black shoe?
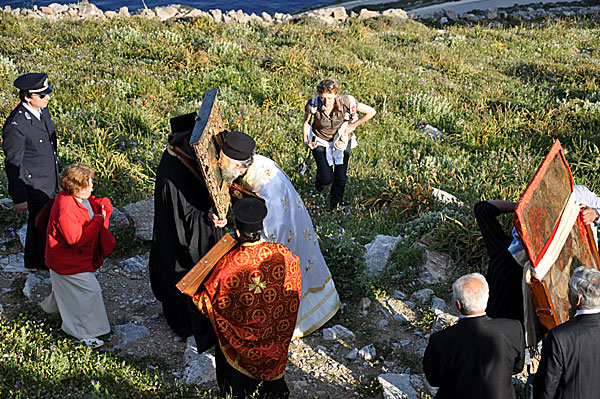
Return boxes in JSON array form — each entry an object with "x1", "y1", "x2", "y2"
[{"x1": 315, "y1": 180, "x2": 324, "y2": 193}]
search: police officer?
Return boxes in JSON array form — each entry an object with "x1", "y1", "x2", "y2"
[{"x1": 2, "y1": 73, "x2": 59, "y2": 270}]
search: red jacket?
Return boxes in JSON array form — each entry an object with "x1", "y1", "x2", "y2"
[{"x1": 45, "y1": 191, "x2": 116, "y2": 275}]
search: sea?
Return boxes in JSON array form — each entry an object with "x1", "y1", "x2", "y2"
[{"x1": 2, "y1": 0, "x2": 334, "y2": 15}]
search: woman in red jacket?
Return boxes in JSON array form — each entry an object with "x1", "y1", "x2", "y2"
[{"x1": 41, "y1": 163, "x2": 115, "y2": 348}]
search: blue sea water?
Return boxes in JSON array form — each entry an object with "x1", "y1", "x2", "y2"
[{"x1": 2, "y1": 0, "x2": 333, "y2": 15}]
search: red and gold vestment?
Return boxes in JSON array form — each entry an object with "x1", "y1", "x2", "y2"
[{"x1": 193, "y1": 241, "x2": 301, "y2": 381}]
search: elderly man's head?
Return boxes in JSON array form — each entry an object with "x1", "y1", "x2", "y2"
[
  {"x1": 452, "y1": 273, "x2": 489, "y2": 315},
  {"x1": 219, "y1": 131, "x2": 256, "y2": 183},
  {"x1": 569, "y1": 266, "x2": 600, "y2": 310}
]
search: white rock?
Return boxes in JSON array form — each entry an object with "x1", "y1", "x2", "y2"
[
  {"x1": 431, "y1": 297, "x2": 446, "y2": 312},
  {"x1": 18, "y1": 224, "x2": 27, "y2": 248},
  {"x1": 432, "y1": 312, "x2": 459, "y2": 332},
  {"x1": 445, "y1": 9, "x2": 459, "y2": 21},
  {"x1": 105, "y1": 10, "x2": 118, "y2": 18},
  {"x1": 114, "y1": 323, "x2": 150, "y2": 349},
  {"x1": 79, "y1": 3, "x2": 104, "y2": 19},
  {"x1": 418, "y1": 249, "x2": 452, "y2": 285},
  {"x1": 410, "y1": 288, "x2": 434, "y2": 305},
  {"x1": 119, "y1": 252, "x2": 150, "y2": 274},
  {"x1": 346, "y1": 348, "x2": 358, "y2": 360},
  {"x1": 364, "y1": 235, "x2": 402, "y2": 276},
  {"x1": 137, "y1": 8, "x2": 156, "y2": 19},
  {"x1": 487, "y1": 8, "x2": 498, "y2": 19},
  {"x1": 186, "y1": 9, "x2": 205, "y2": 18},
  {"x1": 109, "y1": 207, "x2": 130, "y2": 233},
  {"x1": 359, "y1": 344, "x2": 376, "y2": 361},
  {"x1": 261, "y1": 12, "x2": 273, "y2": 23},
  {"x1": 322, "y1": 325, "x2": 355, "y2": 341},
  {"x1": 184, "y1": 352, "x2": 216, "y2": 384},
  {"x1": 330, "y1": 6, "x2": 348, "y2": 20},
  {"x1": 378, "y1": 373, "x2": 419, "y2": 399},
  {"x1": 359, "y1": 9, "x2": 379, "y2": 19},
  {"x1": 40, "y1": 6, "x2": 54, "y2": 15},
  {"x1": 155, "y1": 6, "x2": 178, "y2": 21},
  {"x1": 49, "y1": 3, "x2": 69, "y2": 13},
  {"x1": 2, "y1": 253, "x2": 26, "y2": 273},
  {"x1": 23, "y1": 274, "x2": 41, "y2": 300},
  {"x1": 393, "y1": 290, "x2": 407, "y2": 300},
  {"x1": 420, "y1": 124, "x2": 443, "y2": 142},
  {"x1": 122, "y1": 199, "x2": 154, "y2": 241},
  {"x1": 210, "y1": 9, "x2": 223, "y2": 23},
  {"x1": 382, "y1": 9, "x2": 408, "y2": 19},
  {"x1": 118, "y1": 6, "x2": 130, "y2": 17}
]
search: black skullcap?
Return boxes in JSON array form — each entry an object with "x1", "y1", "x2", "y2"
[
  {"x1": 169, "y1": 112, "x2": 197, "y2": 135},
  {"x1": 233, "y1": 198, "x2": 267, "y2": 233},
  {"x1": 222, "y1": 131, "x2": 256, "y2": 161},
  {"x1": 14, "y1": 73, "x2": 53, "y2": 95}
]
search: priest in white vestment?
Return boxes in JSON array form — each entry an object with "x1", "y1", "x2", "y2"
[{"x1": 216, "y1": 131, "x2": 340, "y2": 337}]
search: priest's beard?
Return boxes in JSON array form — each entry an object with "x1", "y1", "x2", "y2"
[{"x1": 221, "y1": 165, "x2": 243, "y2": 183}]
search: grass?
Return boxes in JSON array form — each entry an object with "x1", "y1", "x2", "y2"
[{"x1": 0, "y1": 10, "x2": 599, "y2": 397}]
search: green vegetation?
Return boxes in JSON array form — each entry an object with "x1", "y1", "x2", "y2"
[{"x1": 0, "y1": 10, "x2": 599, "y2": 397}]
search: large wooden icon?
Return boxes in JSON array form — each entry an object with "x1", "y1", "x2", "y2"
[
  {"x1": 190, "y1": 88, "x2": 230, "y2": 220},
  {"x1": 514, "y1": 140, "x2": 599, "y2": 340}
]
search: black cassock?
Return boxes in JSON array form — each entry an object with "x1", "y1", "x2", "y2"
[{"x1": 149, "y1": 149, "x2": 222, "y2": 338}]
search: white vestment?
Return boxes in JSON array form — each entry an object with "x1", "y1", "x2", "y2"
[{"x1": 240, "y1": 155, "x2": 340, "y2": 337}]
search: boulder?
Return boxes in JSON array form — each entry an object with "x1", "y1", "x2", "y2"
[
  {"x1": 378, "y1": 298, "x2": 412, "y2": 324},
  {"x1": 183, "y1": 336, "x2": 216, "y2": 384},
  {"x1": 155, "y1": 6, "x2": 178, "y2": 21},
  {"x1": 364, "y1": 235, "x2": 403, "y2": 276},
  {"x1": 432, "y1": 312, "x2": 459, "y2": 332},
  {"x1": 23, "y1": 274, "x2": 41, "y2": 300},
  {"x1": 235, "y1": 9, "x2": 250, "y2": 24},
  {"x1": 322, "y1": 325, "x2": 355, "y2": 341},
  {"x1": 79, "y1": 3, "x2": 104, "y2": 19},
  {"x1": 261, "y1": 12, "x2": 273, "y2": 23},
  {"x1": 118, "y1": 6, "x2": 130, "y2": 17},
  {"x1": 359, "y1": 9, "x2": 379, "y2": 19},
  {"x1": 445, "y1": 9, "x2": 459, "y2": 21},
  {"x1": 210, "y1": 9, "x2": 223, "y2": 23},
  {"x1": 431, "y1": 188, "x2": 463, "y2": 206},
  {"x1": 330, "y1": 6, "x2": 348, "y2": 20},
  {"x1": 346, "y1": 348, "x2": 358, "y2": 360},
  {"x1": 487, "y1": 8, "x2": 498, "y2": 19},
  {"x1": 40, "y1": 6, "x2": 54, "y2": 15},
  {"x1": 114, "y1": 323, "x2": 150, "y2": 349},
  {"x1": 109, "y1": 207, "x2": 130, "y2": 233},
  {"x1": 186, "y1": 9, "x2": 206, "y2": 18},
  {"x1": 137, "y1": 8, "x2": 156, "y2": 19},
  {"x1": 431, "y1": 297, "x2": 446, "y2": 312},
  {"x1": 105, "y1": 10, "x2": 118, "y2": 19},
  {"x1": 410, "y1": 288, "x2": 434, "y2": 305},
  {"x1": 122, "y1": 199, "x2": 154, "y2": 241},
  {"x1": 359, "y1": 344, "x2": 376, "y2": 361},
  {"x1": 49, "y1": 3, "x2": 69, "y2": 13},
  {"x1": 382, "y1": 9, "x2": 408, "y2": 19},
  {"x1": 417, "y1": 249, "x2": 452, "y2": 285},
  {"x1": 1, "y1": 253, "x2": 26, "y2": 273},
  {"x1": 378, "y1": 373, "x2": 419, "y2": 399},
  {"x1": 419, "y1": 124, "x2": 443, "y2": 142},
  {"x1": 119, "y1": 252, "x2": 150, "y2": 274}
]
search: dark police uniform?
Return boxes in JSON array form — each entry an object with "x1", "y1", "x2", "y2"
[{"x1": 2, "y1": 75, "x2": 59, "y2": 269}]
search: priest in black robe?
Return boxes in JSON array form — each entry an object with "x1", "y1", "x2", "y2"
[{"x1": 149, "y1": 113, "x2": 223, "y2": 338}]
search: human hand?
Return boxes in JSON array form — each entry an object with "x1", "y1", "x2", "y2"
[
  {"x1": 580, "y1": 205, "x2": 598, "y2": 225},
  {"x1": 307, "y1": 141, "x2": 317, "y2": 150},
  {"x1": 101, "y1": 205, "x2": 107, "y2": 219},
  {"x1": 209, "y1": 210, "x2": 227, "y2": 228},
  {"x1": 14, "y1": 201, "x2": 28, "y2": 216}
]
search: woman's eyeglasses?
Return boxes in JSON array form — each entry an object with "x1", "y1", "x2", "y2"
[{"x1": 34, "y1": 94, "x2": 48, "y2": 99}]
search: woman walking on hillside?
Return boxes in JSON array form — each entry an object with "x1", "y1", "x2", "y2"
[
  {"x1": 41, "y1": 163, "x2": 115, "y2": 348},
  {"x1": 302, "y1": 78, "x2": 376, "y2": 211}
]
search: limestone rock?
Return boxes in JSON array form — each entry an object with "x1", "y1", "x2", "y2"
[
  {"x1": 378, "y1": 298, "x2": 412, "y2": 324},
  {"x1": 119, "y1": 252, "x2": 149, "y2": 274},
  {"x1": 432, "y1": 312, "x2": 459, "y2": 332},
  {"x1": 359, "y1": 9, "x2": 379, "y2": 19},
  {"x1": 445, "y1": 9, "x2": 459, "y2": 21},
  {"x1": 105, "y1": 10, "x2": 118, "y2": 19},
  {"x1": 261, "y1": 12, "x2": 273, "y2": 23},
  {"x1": 185, "y1": 9, "x2": 206, "y2": 18},
  {"x1": 417, "y1": 249, "x2": 452, "y2": 285},
  {"x1": 330, "y1": 6, "x2": 348, "y2": 20},
  {"x1": 378, "y1": 373, "x2": 419, "y2": 399},
  {"x1": 23, "y1": 274, "x2": 41, "y2": 300},
  {"x1": 431, "y1": 188, "x2": 463, "y2": 206},
  {"x1": 114, "y1": 323, "x2": 150, "y2": 349},
  {"x1": 108, "y1": 207, "x2": 130, "y2": 233},
  {"x1": 122, "y1": 199, "x2": 154, "y2": 241},
  {"x1": 183, "y1": 336, "x2": 216, "y2": 384},
  {"x1": 49, "y1": 3, "x2": 69, "y2": 13},
  {"x1": 40, "y1": 6, "x2": 54, "y2": 15},
  {"x1": 235, "y1": 9, "x2": 250, "y2": 24},
  {"x1": 118, "y1": 6, "x2": 130, "y2": 17},
  {"x1": 364, "y1": 235, "x2": 402, "y2": 276},
  {"x1": 155, "y1": 6, "x2": 178, "y2": 21},
  {"x1": 137, "y1": 8, "x2": 156, "y2": 19},
  {"x1": 410, "y1": 288, "x2": 434, "y2": 305},
  {"x1": 0, "y1": 198, "x2": 13, "y2": 210},
  {"x1": 431, "y1": 297, "x2": 446, "y2": 312},
  {"x1": 359, "y1": 344, "x2": 376, "y2": 361},
  {"x1": 322, "y1": 325, "x2": 355, "y2": 341},
  {"x1": 80, "y1": 3, "x2": 104, "y2": 19},
  {"x1": 346, "y1": 348, "x2": 358, "y2": 360},
  {"x1": 18, "y1": 224, "x2": 27, "y2": 248},
  {"x1": 210, "y1": 9, "x2": 223, "y2": 23},
  {"x1": 382, "y1": 9, "x2": 408, "y2": 19},
  {"x1": 487, "y1": 8, "x2": 498, "y2": 19},
  {"x1": 1, "y1": 253, "x2": 26, "y2": 273}
]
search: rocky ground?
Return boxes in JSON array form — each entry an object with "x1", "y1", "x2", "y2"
[{"x1": 0, "y1": 197, "x2": 476, "y2": 398}]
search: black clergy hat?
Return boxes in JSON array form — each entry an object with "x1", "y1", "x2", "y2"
[
  {"x1": 222, "y1": 131, "x2": 256, "y2": 161},
  {"x1": 14, "y1": 73, "x2": 53, "y2": 95},
  {"x1": 233, "y1": 198, "x2": 267, "y2": 233},
  {"x1": 169, "y1": 112, "x2": 197, "y2": 135}
]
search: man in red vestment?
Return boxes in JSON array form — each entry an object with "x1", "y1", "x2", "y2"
[{"x1": 193, "y1": 198, "x2": 301, "y2": 398}]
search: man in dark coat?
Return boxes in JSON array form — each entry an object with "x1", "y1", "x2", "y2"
[
  {"x1": 2, "y1": 73, "x2": 59, "y2": 270},
  {"x1": 148, "y1": 113, "x2": 223, "y2": 338},
  {"x1": 533, "y1": 266, "x2": 600, "y2": 399},
  {"x1": 423, "y1": 273, "x2": 525, "y2": 399}
]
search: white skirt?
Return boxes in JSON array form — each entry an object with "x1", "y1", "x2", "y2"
[{"x1": 42, "y1": 270, "x2": 110, "y2": 340}]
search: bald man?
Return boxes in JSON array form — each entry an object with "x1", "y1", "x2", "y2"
[{"x1": 423, "y1": 273, "x2": 525, "y2": 399}]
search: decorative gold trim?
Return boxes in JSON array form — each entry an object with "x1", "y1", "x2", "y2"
[
  {"x1": 296, "y1": 285, "x2": 338, "y2": 325},
  {"x1": 301, "y1": 274, "x2": 333, "y2": 299},
  {"x1": 220, "y1": 343, "x2": 286, "y2": 381},
  {"x1": 295, "y1": 299, "x2": 341, "y2": 338}
]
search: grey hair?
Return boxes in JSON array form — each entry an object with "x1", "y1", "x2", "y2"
[
  {"x1": 452, "y1": 273, "x2": 489, "y2": 314},
  {"x1": 231, "y1": 154, "x2": 254, "y2": 170},
  {"x1": 569, "y1": 266, "x2": 600, "y2": 310}
]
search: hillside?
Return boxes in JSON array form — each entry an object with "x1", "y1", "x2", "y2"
[{"x1": 0, "y1": 8, "x2": 599, "y2": 398}]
